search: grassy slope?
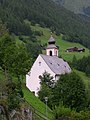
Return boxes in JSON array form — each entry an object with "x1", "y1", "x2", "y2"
[
  {"x1": 30, "y1": 22, "x2": 90, "y2": 62},
  {"x1": 23, "y1": 86, "x2": 54, "y2": 120},
  {"x1": 56, "y1": 36, "x2": 90, "y2": 61},
  {"x1": 0, "y1": 34, "x2": 55, "y2": 119},
  {"x1": 0, "y1": 70, "x2": 54, "y2": 120},
  {"x1": 30, "y1": 23, "x2": 90, "y2": 96},
  {"x1": 0, "y1": 23, "x2": 90, "y2": 119}
]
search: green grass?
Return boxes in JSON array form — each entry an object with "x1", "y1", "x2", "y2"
[
  {"x1": 0, "y1": 70, "x2": 54, "y2": 119},
  {"x1": 1, "y1": 22, "x2": 89, "y2": 119},
  {"x1": 23, "y1": 86, "x2": 54, "y2": 120},
  {"x1": 28, "y1": 22, "x2": 90, "y2": 62},
  {"x1": 56, "y1": 36, "x2": 90, "y2": 61}
]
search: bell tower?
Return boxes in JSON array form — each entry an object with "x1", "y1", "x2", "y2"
[{"x1": 46, "y1": 35, "x2": 58, "y2": 56}]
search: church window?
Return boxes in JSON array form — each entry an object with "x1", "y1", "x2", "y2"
[
  {"x1": 57, "y1": 63, "x2": 60, "y2": 66},
  {"x1": 28, "y1": 71, "x2": 31, "y2": 76},
  {"x1": 39, "y1": 62, "x2": 41, "y2": 66},
  {"x1": 50, "y1": 62, "x2": 52, "y2": 65},
  {"x1": 50, "y1": 51, "x2": 52, "y2": 56}
]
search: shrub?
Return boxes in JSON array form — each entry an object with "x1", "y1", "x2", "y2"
[
  {"x1": 54, "y1": 104, "x2": 71, "y2": 119},
  {"x1": 54, "y1": 104, "x2": 90, "y2": 120}
]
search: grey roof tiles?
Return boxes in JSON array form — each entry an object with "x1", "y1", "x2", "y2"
[{"x1": 40, "y1": 54, "x2": 71, "y2": 75}]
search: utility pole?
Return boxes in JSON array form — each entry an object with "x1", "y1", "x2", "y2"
[{"x1": 45, "y1": 97, "x2": 48, "y2": 120}]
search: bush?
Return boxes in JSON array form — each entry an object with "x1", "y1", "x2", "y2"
[
  {"x1": 54, "y1": 104, "x2": 71, "y2": 119},
  {"x1": 54, "y1": 104, "x2": 90, "y2": 120}
]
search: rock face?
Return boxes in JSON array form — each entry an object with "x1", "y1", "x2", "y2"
[{"x1": 52, "y1": 0, "x2": 90, "y2": 16}]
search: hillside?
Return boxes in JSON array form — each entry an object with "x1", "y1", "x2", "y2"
[
  {"x1": 23, "y1": 86, "x2": 54, "y2": 120},
  {"x1": 0, "y1": 70, "x2": 54, "y2": 120},
  {"x1": 29, "y1": 22, "x2": 90, "y2": 61},
  {"x1": 0, "y1": 0, "x2": 90, "y2": 48},
  {"x1": 53, "y1": 0, "x2": 90, "y2": 15},
  {"x1": 0, "y1": 23, "x2": 90, "y2": 119}
]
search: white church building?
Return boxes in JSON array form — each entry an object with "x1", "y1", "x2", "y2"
[{"x1": 26, "y1": 35, "x2": 71, "y2": 96}]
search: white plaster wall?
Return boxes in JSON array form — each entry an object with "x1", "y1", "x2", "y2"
[
  {"x1": 46, "y1": 48, "x2": 56, "y2": 56},
  {"x1": 26, "y1": 55, "x2": 55, "y2": 96},
  {"x1": 54, "y1": 48, "x2": 58, "y2": 56},
  {"x1": 55, "y1": 75, "x2": 60, "y2": 81}
]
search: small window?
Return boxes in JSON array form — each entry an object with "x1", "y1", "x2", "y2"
[
  {"x1": 28, "y1": 71, "x2": 31, "y2": 76},
  {"x1": 64, "y1": 65, "x2": 66, "y2": 68},
  {"x1": 39, "y1": 62, "x2": 41, "y2": 66},
  {"x1": 50, "y1": 51, "x2": 52, "y2": 56},
  {"x1": 49, "y1": 62, "x2": 52, "y2": 65},
  {"x1": 57, "y1": 63, "x2": 60, "y2": 66}
]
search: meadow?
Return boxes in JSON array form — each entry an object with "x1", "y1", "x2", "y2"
[{"x1": 29, "y1": 22, "x2": 90, "y2": 62}]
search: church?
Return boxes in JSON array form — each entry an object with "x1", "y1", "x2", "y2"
[{"x1": 26, "y1": 35, "x2": 71, "y2": 96}]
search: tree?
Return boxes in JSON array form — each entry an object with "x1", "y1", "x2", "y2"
[
  {"x1": 0, "y1": 20, "x2": 8, "y2": 37},
  {"x1": 26, "y1": 39, "x2": 42, "y2": 62},
  {"x1": 0, "y1": 34, "x2": 16, "y2": 79},
  {"x1": 38, "y1": 71, "x2": 54, "y2": 108},
  {"x1": 0, "y1": 34, "x2": 32, "y2": 80},
  {"x1": 6, "y1": 77, "x2": 23, "y2": 111},
  {"x1": 72, "y1": 55, "x2": 90, "y2": 76},
  {"x1": 53, "y1": 72, "x2": 87, "y2": 111},
  {"x1": 11, "y1": 44, "x2": 32, "y2": 80},
  {"x1": 85, "y1": 65, "x2": 90, "y2": 76},
  {"x1": 72, "y1": 55, "x2": 77, "y2": 68}
]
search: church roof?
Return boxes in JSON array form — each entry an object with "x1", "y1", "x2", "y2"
[
  {"x1": 40, "y1": 54, "x2": 71, "y2": 75},
  {"x1": 47, "y1": 44, "x2": 57, "y2": 49},
  {"x1": 48, "y1": 35, "x2": 55, "y2": 43}
]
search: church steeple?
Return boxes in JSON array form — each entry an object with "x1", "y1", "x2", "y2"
[
  {"x1": 46, "y1": 35, "x2": 59, "y2": 56},
  {"x1": 48, "y1": 35, "x2": 55, "y2": 44}
]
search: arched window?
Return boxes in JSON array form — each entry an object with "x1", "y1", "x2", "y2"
[{"x1": 50, "y1": 51, "x2": 52, "y2": 56}]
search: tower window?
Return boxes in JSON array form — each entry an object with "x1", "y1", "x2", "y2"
[
  {"x1": 50, "y1": 51, "x2": 52, "y2": 56},
  {"x1": 56, "y1": 51, "x2": 57, "y2": 56}
]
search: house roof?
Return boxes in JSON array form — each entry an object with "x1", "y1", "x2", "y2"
[{"x1": 40, "y1": 54, "x2": 71, "y2": 75}]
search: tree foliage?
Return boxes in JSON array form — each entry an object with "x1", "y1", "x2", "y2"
[
  {"x1": 26, "y1": 39, "x2": 42, "y2": 62},
  {"x1": 38, "y1": 72, "x2": 87, "y2": 111},
  {"x1": 0, "y1": 0, "x2": 90, "y2": 47},
  {"x1": 0, "y1": 20, "x2": 8, "y2": 36},
  {"x1": 0, "y1": 34, "x2": 32, "y2": 80},
  {"x1": 53, "y1": 72, "x2": 87, "y2": 111},
  {"x1": 38, "y1": 72, "x2": 54, "y2": 107},
  {"x1": 72, "y1": 55, "x2": 90, "y2": 77}
]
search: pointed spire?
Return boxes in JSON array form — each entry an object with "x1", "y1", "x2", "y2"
[{"x1": 48, "y1": 34, "x2": 55, "y2": 44}]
